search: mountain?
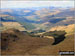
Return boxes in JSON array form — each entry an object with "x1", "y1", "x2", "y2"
[
  {"x1": 0, "y1": 17, "x2": 26, "y2": 31},
  {"x1": 28, "y1": 24, "x2": 74, "y2": 55},
  {"x1": 1, "y1": 26, "x2": 74, "y2": 55},
  {"x1": 50, "y1": 24, "x2": 74, "y2": 35},
  {"x1": 55, "y1": 8, "x2": 75, "y2": 17},
  {"x1": 0, "y1": 17, "x2": 36, "y2": 31},
  {"x1": 0, "y1": 7, "x2": 74, "y2": 31},
  {"x1": 1, "y1": 5, "x2": 74, "y2": 55},
  {"x1": 1, "y1": 29, "x2": 54, "y2": 55},
  {"x1": 29, "y1": 34, "x2": 74, "y2": 55}
]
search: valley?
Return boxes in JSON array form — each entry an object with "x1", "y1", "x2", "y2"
[
  {"x1": 0, "y1": 7, "x2": 74, "y2": 31},
  {"x1": 0, "y1": 1, "x2": 75, "y2": 55}
]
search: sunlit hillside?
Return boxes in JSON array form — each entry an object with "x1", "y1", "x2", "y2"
[
  {"x1": 0, "y1": 22, "x2": 26, "y2": 31},
  {"x1": 50, "y1": 24, "x2": 74, "y2": 35}
]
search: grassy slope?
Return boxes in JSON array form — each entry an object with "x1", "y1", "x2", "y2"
[
  {"x1": 1, "y1": 30, "x2": 54, "y2": 55},
  {"x1": 1, "y1": 31, "x2": 74, "y2": 55},
  {"x1": 1, "y1": 24, "x2": 74, "y2": 55},
  {"x1": 29, "y1": 34, "x2": 74, "y2": 55},
  {"x1": 0, "y1": 22, "x2": 26, "y2": 31}
]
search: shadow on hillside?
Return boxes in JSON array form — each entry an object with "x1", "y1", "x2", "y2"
[
  {"x1": 42, "y1": 30, "x2": 66, "y2": 45},
  {"x1": 52, "y1": 35, "x2": 66, "y2": 45}
]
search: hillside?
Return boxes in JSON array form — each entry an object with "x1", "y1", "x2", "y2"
[
  {"x1": 29, "y1": 34, "x2": 74, "y2": 55},
  {"x1": 1, "y1": 29, "x2": 54, "y2": 55},
  {"x1": 27, "y1": 24, "x2": 74, "y2": 55},
  {"x1": 1, "y1": 26, "x2": 74, "y2": 55},
  {"x1": 50, "y1": 24, "x2": 74, "y2": 35},
  {"x1": 0, "y1": 22, "x2": 26, "y2": 31}
]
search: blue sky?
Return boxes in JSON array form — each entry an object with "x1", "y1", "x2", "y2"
[{"x1": 1, "y1": 1, "x2": 74, "y2": 8}]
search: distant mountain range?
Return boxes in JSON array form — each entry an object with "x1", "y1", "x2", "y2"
[{"x1": 0, "y1": 7, "x2": 75, "y2": 31}]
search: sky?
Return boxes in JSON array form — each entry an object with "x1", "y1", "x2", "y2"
[{"x1": 1, "y1": 1, "x2": 74, "y2": 8}]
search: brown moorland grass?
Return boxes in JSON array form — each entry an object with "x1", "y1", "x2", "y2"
[
  {"x1": 1, "y1": 27, "x2": 74, "y2": 55},
  {"x1": 1, "y1": 29, "x2": 54, "y2": 55},
  {"x1": 29, "y1": 34, "x2": 74, "y2": 55}
]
